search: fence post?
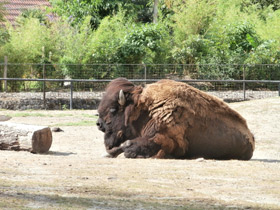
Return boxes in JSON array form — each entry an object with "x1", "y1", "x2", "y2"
[
  {"x1": 243, "y1": 65, "x2": 246, "y2": 100},
  {"x1": 43, "y1": 63, "x2": 46, "y2": 109},
  {"x1": 42, "y1": 47, "x2": 46, "y2": 109},
  {"x1": 4, "y1": 56, "x2": 7, "y2": 92},
  {"x1": 143, "y1": 63, "x2": 147, "y2": 84},
  {"x1": 70, "y1": 81, "x2": 73, "y2": 110},
  {"x1": 278, "y1": 83, "x2": 280, "y2": 97}
]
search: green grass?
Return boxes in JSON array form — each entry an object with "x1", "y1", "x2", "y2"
[
  {"x1": 52, "y1": 120, "x2": 96, "y2": 127},
  {"x1": 2, "y1": 110, "x2": 98, "y2": 126},
  {"x1": 80, "y1": 113, "x2": 97, "y2": 118},
  {"x1": 7, "y1": 113, "x2": 50, "y2": 117},
  {"x1": 5, "y1": 112, "x2": 95, "y2": 119}
]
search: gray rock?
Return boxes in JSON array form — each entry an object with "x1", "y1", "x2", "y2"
[
  {"x1": 0, "y1": 115, "x2": 11, "y2": 121},
  {"x1": 52, "y1": 127, "x2": 64, "y2": 132}
]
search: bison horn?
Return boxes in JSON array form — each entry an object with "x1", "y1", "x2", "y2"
[{"x1": 118, "y1": 89, "x2": 126, "y2": 106}]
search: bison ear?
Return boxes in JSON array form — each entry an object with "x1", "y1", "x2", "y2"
[{"x1": 118, "y1": 89, "x2": 126, "y2": 106}]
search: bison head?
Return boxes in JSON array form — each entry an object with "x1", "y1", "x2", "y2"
[{"x1": 97, "y1": 78, "x2": 141, "y2": 155}]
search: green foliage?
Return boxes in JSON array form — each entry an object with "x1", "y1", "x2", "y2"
[
  {"x1": 227, "y1": 22, "x2": 260, "y2": 53},
  {"x1": 1, "y1": 0, "x2": 280, "y2": 86},
  {"x1": 0, "y1": 16, "x2": 59, "y2": 90},
  {"x1": 55, "y1": 16, "x2": 94, "y2": 78},
  {"x1": 0, "y1": 28, "x2": 9, "y2": 46},
  {"x1": 242, "y1": 0, "x2": 280, "y2": 11},
  {"x1": 49, "y1": 0, "x2": 152, "y2": 28},
  {"x1": 172, "y1": 35, "x2": 210, "y2": 64},
  {"x1": 172, "y1": 0, "x2": 218, "y2": 42},
  {"x1": 87, "y1": 14, "x2": 127, "y2": 64},
  {"x1": 84, "y1": 13, "x2": 128, "y2": 79},
  {"x1": 168, "y1": 0, "x2": 280, "y2": 79},
  {"x1": 49, "y1": 0, "x2": 98, "y2": 26},
  {"x1": 245, "y1": 40, "x2": 280, "y2": 64},
  {"x1": 0, "y1": 3, "x2": 5, "y2": 23},
  {"x1": 18, "y1": 9, "x2": 48, "y2": 25},
  {"x1": 244, "y1": 40, "x2": 280, "y2": 80},
  {"x1": 256, "y1": 10, "x2": 280, "y2": 43},
  {"x1": 118, "y1": 23, "x2": 170, "y2": 64},
  {"x1": 3, "y1": 18, "x2": 55, "y2": 66}
]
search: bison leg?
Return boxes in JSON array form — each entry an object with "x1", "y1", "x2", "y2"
[
  {"x1": 104, "y1": 140, "x2": 139, "y2": 158},
  {"x1": 105, "y1": 137, "x2": 161, "y2": 158},
  {"x1": 105, "y1": 145, "x2": 125, "y2": 158},
  {"x1": 153, "y1": 149, "x2": 166, "y2": 158},
  {"x1": 122, "y1": 137, "x2": 161, "y2": 158}
]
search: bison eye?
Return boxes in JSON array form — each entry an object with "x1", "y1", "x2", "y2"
[{"x1": 110, "y1": 108, "x2": 117, "y2": 113}]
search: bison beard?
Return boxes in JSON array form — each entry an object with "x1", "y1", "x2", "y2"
[{"x1": 97, "y1": 78, "x2": 255, "y2": 160}]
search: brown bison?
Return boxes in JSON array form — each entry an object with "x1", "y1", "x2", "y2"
[{"x1": 97, "y1": 78, "x2": 255, "y2": 160}]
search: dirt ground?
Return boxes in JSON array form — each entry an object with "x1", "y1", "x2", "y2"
[{"x1": 0, "y1": 97, "x2": 279, "y2": 210}]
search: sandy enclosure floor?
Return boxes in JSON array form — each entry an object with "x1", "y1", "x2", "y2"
[{"x1": 0, "y1": 97, "x2": 280, "y2": 209}]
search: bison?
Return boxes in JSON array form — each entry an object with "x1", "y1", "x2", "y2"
[{"x1": 97, "y1": 78, "x2": 255, "y2": 160}]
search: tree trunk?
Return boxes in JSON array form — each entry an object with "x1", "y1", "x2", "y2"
[
  {"x1": 0, "y1": 122, "x2": 52, "y2": 153},
  {"x1": 153, "y1": 0, "x2": 159, "y2": 23}
]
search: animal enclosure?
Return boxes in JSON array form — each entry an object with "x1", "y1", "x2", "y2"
[
  {"x1": 0, "y1": 98, "x2": 279, "y2": 209},
  {"x1": 0, "y1": 63, "x2": 280, "y2": 110}
]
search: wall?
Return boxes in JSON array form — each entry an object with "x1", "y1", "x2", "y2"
[{"x1": 0, "y1": 92, "x2": 102, "y2": 110}]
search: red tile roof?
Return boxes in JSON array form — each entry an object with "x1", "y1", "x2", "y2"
[{"x1": 1, "y1": 0, "x2": 52, "y2": 26}]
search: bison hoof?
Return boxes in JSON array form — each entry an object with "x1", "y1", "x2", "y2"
[
  {"x1": 124, "y1": 151, "x2": 137, "y2": 158},
  {"x1": 121, "y1": 140, "x2": 132, "y2": 148},
  {"x1": 102, "y1": 153, "x2": 114, "y2": 158}
]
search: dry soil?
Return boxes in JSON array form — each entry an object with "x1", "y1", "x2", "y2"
[{"x1": 0, "y1": 97, "x2": 280, "y2": 210}]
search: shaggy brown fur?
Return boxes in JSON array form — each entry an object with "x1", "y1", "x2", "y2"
[
  {"x1": 97, "y1": 78, "x2": 255, "y2": 160},
  {"x1": 136, "y1": 80, "x2": 255, "y2": 159}
]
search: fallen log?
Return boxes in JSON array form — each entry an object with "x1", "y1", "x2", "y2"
[{"x1": 0, "y1": 122, "x2": 52, "y2": 153}]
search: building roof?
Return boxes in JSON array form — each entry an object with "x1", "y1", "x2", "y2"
[{"x1": 1, "y1": 0, "x2": 52, "y2": 26}]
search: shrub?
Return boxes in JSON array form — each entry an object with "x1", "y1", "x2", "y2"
[{"x1": 117, "y1": 23, "x2": 170, "y2": 64}]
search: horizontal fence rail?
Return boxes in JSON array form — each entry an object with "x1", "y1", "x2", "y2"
[
  {"x1": 0, "y1": 63, "x2": 280, "y2": 110},
  {"x1": 1, "y1": 78, "x2": 280, "y2": 83}
]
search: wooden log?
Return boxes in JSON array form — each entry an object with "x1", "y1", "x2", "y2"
[{"x1": 0, "y1": 122, "x2": 52, "y2": 153}]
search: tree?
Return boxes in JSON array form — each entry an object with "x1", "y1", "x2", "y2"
[
  {"x1": 0, "y1": 2, "x2": 6, "y2": 23},
  {"x1": 242, "y1": 0, "x2": 280, "y2": 11},
  {"x1": 19, "y1": 9, "x2": 48, "y2": 25},
  {"x1": 50, "y1": 0, "x2": 153, "y2": 28},
  {"x1": 117, "y1": 23, "x2": 170, "y2": 64},
  {"x1": 153, "y1": 0, "x2": 159, "y2": 23},
  {"x1": 0, "y1": 2, "x2": 9, "y2": 46}
]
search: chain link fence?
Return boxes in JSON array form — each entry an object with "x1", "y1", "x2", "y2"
[{"x1": 0, "y1": 63, "x2": 280, "y2": 109}]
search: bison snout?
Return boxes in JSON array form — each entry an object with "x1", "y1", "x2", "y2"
[{"x1": 96, "y1": 118, "x2": 105, "y2": 132}]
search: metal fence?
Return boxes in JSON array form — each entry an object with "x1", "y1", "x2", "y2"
[
  {"x1": 0, "y1": 63, "x2": 280, "y2": 109},
  {"x1": 1, "y1": 63, "x2": 280, "y2": 81}
]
